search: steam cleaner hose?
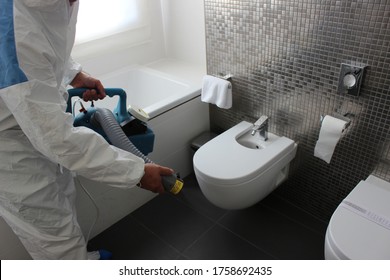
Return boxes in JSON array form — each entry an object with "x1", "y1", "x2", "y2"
[{"x1": 91, "y1": 107, "x2": 183, "y2": 194}]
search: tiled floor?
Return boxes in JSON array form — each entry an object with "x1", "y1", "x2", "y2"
[{"x1": 88, "y1": 174, "x2": 327, "y2": 260}]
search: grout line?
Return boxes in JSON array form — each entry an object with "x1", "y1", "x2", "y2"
[
  {"x1": 273, "y1": 193, "x2": 329, "y2": 224},
  {"x1": 260, "y1": 194, "x2": 328, "y2": 237},
  {"x1": 180, "y1": 222, "x2": 219, "y2": 258},
  {"x1": 214, "y1": 220, "x2": 278, "y2": 260},
  {"x1": 129, "y1": 214, "x2": 182, "y2": 258},
  {"x1": 170, "y1": 189, "x2": 230, "y2": 224}
]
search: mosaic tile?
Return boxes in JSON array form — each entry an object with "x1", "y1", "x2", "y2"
[{"x1": 204, "y1": 0, "x2": 390, "y2": 220}]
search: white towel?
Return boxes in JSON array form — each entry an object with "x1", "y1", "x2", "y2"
[{"x1": 201, "y1": 75, "x2": 232, "y2": 109}]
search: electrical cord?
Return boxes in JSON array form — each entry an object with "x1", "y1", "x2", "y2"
[
  {"x1": 77, "y1": 178, "x2": 112, "y2": 260},
  {"x1": 72, "y1": 98, "x2": 86, "y2": 118},
  {"x1": 75, "y1": 176, "x2": 100, "y2": 243}
]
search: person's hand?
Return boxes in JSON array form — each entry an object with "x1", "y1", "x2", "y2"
[
  {"x1": 139, "y1": 163, "x2": 174, "y2": 194},
  {"x1": 70, "y1": 71, "x2": 106, "y2": 101}
]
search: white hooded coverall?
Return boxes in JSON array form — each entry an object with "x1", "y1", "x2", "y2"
[{"x1": 0, "y1": 0, "x2": 145, "y2": 259}]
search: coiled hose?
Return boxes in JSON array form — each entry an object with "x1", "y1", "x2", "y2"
[{"x1": 91, "y1": 108, "x2": 183, "y2": 194}]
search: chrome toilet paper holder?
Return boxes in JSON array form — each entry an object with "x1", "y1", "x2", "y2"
[{"x1": 320, "y1": 113, "x2": 352, "y2": 131}]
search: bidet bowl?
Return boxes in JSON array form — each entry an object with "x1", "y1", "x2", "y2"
[
  {"x1": 236, "y1": 129, "x2": 279, "y2": 149},
  {"x1": 236, "y1": 134, "x2": 265, "y2": 149}
]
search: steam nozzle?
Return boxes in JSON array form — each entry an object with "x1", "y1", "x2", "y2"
[{"x1": 162, "y1": 174, "x2": 184, "y2": 195}]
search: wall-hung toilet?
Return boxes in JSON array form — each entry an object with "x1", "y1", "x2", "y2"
[
  {"x1": 325, "y1": 175, "x2": 390, "y2": 259},
  {"x1": 193, "y1": 120, "x2": 297, "y2": 210}
]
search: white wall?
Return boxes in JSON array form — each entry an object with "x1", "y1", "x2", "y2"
[{"x1": 161, "y1": 0, "x2": 206, "y2": 67}]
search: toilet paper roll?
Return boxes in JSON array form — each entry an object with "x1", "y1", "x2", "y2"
[{"x1": 314, "y1": 115, "x2": 348, "y2": 163}]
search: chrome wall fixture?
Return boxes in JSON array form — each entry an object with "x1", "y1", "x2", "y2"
[{"x1": 337, "y1": 63, "x2": 366, "y2": 96}]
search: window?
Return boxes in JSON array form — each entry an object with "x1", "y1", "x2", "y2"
[
  {"x1": 72, "y1": 0, "x2": 151, "y2": 59},
  {"x1": 75, "y1": 0, "x2": 149, "y2": 44}
]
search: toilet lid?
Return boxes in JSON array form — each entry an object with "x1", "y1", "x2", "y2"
[
  {"x1": 193, "y1": 127, "x2": 295, "y2": 185},
  {"x1": 328, "y1": 176, "x2": 390, "y2": 259}
]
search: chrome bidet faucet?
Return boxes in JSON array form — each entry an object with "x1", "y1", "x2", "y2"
[{"x1": 251, "y1": 115, "x2": 269, "y2": 141}]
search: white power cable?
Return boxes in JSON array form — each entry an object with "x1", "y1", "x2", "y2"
[
  {"x1": 72, "y1": 98, "x2": 86, "y2": 118},
  {"x1": 75, "y1": 176, "x2": 100, "y2": 243}
]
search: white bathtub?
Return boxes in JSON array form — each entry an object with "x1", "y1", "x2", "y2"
[
  {"x1": 98, "y1": 66, "x2": 200, "y2": 119},
  {"x1": 0, "y1": 63, "x2": 209, "y2": 259}
]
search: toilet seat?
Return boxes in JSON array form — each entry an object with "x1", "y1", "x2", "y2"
[
  {"x1": 193, "y1": 122, "x2": 296, "y2": 186},
  {"x1": 326, "y1": 175, "x2": 390, "y2": 259}
]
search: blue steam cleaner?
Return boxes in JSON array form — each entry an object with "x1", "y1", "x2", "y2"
[{"x1": 66, "y1": 88, "x2": 183, "y2": 194}]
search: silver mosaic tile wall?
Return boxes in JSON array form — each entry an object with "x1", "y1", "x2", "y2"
[{"x1": 204, "y1": 0, "x2": 390, "y2": 221}]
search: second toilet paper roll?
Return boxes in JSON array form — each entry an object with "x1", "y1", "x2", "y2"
[{"x1": 314, "y1": 115, "x2": 348, "y2": 164}]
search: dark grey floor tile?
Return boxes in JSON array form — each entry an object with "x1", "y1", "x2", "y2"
[
  {"x1": 183, "y1": 225, "x2": 275, "y2": 260},
  {"x1": 219, "y1": 203, "x2": 325, "y2": 260},
  {"x1": 89, "y1": 173, "x2": 326, "y2": 260},
  {"x1": 260, "y1": 193, "x2": 328, "y2": 235},
  {"x1": 131, "y1": 193, "x2": 214, "y2": 252},
  {"x1": 175, "y1": 173, "x2": 228, "y2": 222},
  {"x1": 88, "y1": 215, "x2": 180, "y2": 260}
]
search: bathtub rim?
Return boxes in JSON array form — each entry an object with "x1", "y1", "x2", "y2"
[{"x1": 98, "y1": 64, "x2": 202, "y2": 119}]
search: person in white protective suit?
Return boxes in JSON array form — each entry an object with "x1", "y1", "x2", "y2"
[{"x1": 0, "y1": 0, "x2": 174, "y2": 259}]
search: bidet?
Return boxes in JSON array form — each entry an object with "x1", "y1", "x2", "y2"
[{"x1": 194, "y1": 121, "x2": 297, "y2": 209}]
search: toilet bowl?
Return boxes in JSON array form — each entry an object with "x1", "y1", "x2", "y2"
[
  {"x1": 193, "y1": 121, "x2": 297, "y2": 210},
  {"x1": 325, "y1": 175, "x2": 390, "y2": 259}
]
